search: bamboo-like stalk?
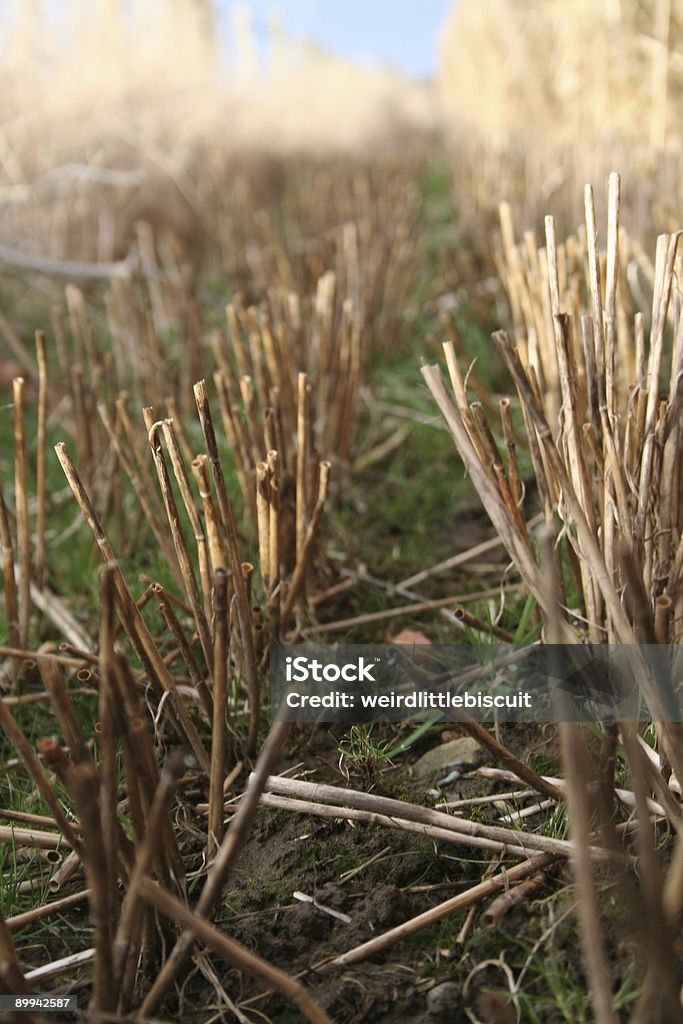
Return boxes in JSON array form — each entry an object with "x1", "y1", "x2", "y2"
[
  {"x1": 13, "y1": 377, "x2": 30, "y2": 649},
  {"x1": 191, "y1": 454, "x2": 227, "y2": 574},
  {"x1": 145, "y1": 417, "x2": 214, "y2": 674},
  {"x1": 54, "y1": 441, "x2": 211, "y2": 774},
  {"x1": 0, "y1": 698, "x2": 82, "y2": 852},
  {"x1": 208, "y1": 568, "x2": 230, "y2": 856},
  {"x1": 260, "y1": 776, "x2": 600, "y2": 859},
  {"x1": 281, "y1": 461, "x2": 330, "y2": 625},
  {"x1": 36, "y1": 654, "x2": 90, "y2": 765},
  {"x1": 151, "y1": 583, "x2": 213, "y2": 719},
  {"x1": 0, "y1": 483, "x2": 20, "y2": 671},
  {"x1": 62, "y1": 759, "x2": 115, "y2": 1014},
  {"x1": 35, "y1": 331, "x2": 48, "y2": 591},
  {"x1": 161, "y1": 418, "x2": 213, "y2": 621},
  {"x1": 193, "y1": 380, "x2": 259, "y2": 755},
  {"x1": 256, "y1": 461, "x2": 270, "y2": 589},
  {"x1": 98, "y1": 564, "x2": 120, "y2": 938},
  {"x1": 98, "y1": 403, "x2": 182, "y2": 583},
  {"x1": 295, "y1": 371, "x2": 309, "y2": 563},
  {"x1": 621, "y1": 725, "x2": 683, "y2": 1023},
  {"x1": 259, "y1": 792, "x2": 551, "y2": 859},
  {"x1": 5, "y1": 889, "x2": 90, "y2": 932}
]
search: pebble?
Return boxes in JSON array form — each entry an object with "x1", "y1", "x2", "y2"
[
  {"x1": 426, "y1": 981, "x2": 462, "y2": 1020},
  {"x1": 411, "y1": 736, "x2": 487, "y2": 781}
]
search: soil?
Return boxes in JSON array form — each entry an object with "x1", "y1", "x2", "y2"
[{"x1": 172, "y1": 724, "x2": 582, "y2": 1023}]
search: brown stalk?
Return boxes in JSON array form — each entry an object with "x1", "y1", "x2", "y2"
[
  {"x1": 620, "y1": 725, "x2": 683, "y2": 1023},
  {"x1": 98, "y1": 565, "x2": 120, "y2": 934},
  {"x1": 191, "y1": 454, "x2": 227, "y2": 573},
  {"x1": 151, "y1": 583, "x2": 213, "y2": 720},
  {"x1": 64, "y1": 760, "x2": 115, "y2": 1013},
  {"x1": 256, "y1": 461, "x2": 270, "y2": 589},
  {"x1": 162, "y1": 418, "x2": 213, "y2": 620},
  {"x1": 54, "y1": 442, "x2": 211, "y2": 774},
  {"x1": 322, "y1": 853, "x2": 556, "y2": 970},
  {"x1": 140, "y1": 721, "x2": 291, "y2": 1016},
  {"x1": 540, "y1": 522, "x2": 617, "y2": 1024},
  {"x1": 193, "y1": 380, "x2": 259, "y2": 755},
  {"x1": 98, "y1": 403, "x2": 182, "y2": 584},
  {"x1": 113, "y1": 756, "x2": 184, "y2": 1012},
  {"x1": 139, "y1": 877, "x2": 334, "y2": 1024},
  {"x1": 260, "y1": 791, "x2": 537, "y2": 858},
  {"x1": 0, "y1": 699, "x2": 82, "y2": 852},
  {"x1": 0, "y1": 910, "x2": 32, "y2": 998},
  {"x1": 0, "y1": 483, "x2": 20, "y2": 668},
  {"x1": 267, "y1": 450, "x2": 280, "y2": 616},
  {"x1": 295, "y1": 371, "x2": 310, "y2": 564},
  {"x1": 13, "y1": 377, "x2": 30, "y2": 648},
  {"x1": 36, "y1": 655, "x2": 90, "y2": 766},
  {"x1": 281, "y1": 461, "x2": 331, "y2": 625},
  {"x1": 261, "y1": 776, "x2": 589, "y2": 858},
  {"x1": 208, "y1": 568, "x2": 230, "y2": 856},
  {"x1": 422, "y1": 363, "x2": 562, "y2": 625},
  {"x1": 5, "y1": 889, "x2": 90, "y2": 932},
  {"x1": 146, "y1": 417, "x2": 214, "y2": 674},
  {"x1": 35, "y1": 331, "x2": 48, "y2": 591},
  {"x1": 305, "y1": 592, "x2": 501, "y2": 635},
  {"x1": 481, "y1": 875, "x2": 547, "y2": 925}
]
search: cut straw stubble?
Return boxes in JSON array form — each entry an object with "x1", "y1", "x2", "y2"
[
  {"x1": 193, "y1": 379, "x2": 259, "y2": 755},
  {"x1": 54, "y1": 442, "x2": 211, "y2": 774},
  {"x1": 208, "y1": 568, "x2": 230, "y2": 856}
]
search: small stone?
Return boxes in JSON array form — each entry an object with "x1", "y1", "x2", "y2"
[
  {"x1": 427, "y1": 980, "x2": 461, "y2": 1020},
  {"x1": 411, "y1": 737, "x2": 487, "y2": 781}
]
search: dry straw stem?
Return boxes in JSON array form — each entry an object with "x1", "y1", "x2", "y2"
[
  {"x1": 145, "y1": 417, "x2": 213, "y2": 674},
  {"x1": 151, "y1": 583, "x2": 213, "y2": 720},
  {"x1": 54, "y1": 441, "x2": 211, "y2": 773},
  {"x1": 0, "y1": 482, "x2": 20, "y2": 664},
  {"x1": 161, "y1": 418, "x2": 213, "y2": 620},
  {"x1": 112, "y1": 757, "x2": 184, "y2": 1012},
  {"x1": 5, "y1": 889, "x2": 90, "y2": 932},
  {"x1": 620, "y1": 725, "x2": 683, "y2": 1023},
  {"x1": 281, "y1": 460, "x2": 331, "y2": 625},
  {"x1": 322, "y1": 852, "x2": 557, "y2": 970},
  {"x1": 35, "y1": 331, "x2": 48, "y2": 590},
  {"x1": 97, "y1": 565, "x2": 120, "y2": 940},
  {"x1": 296, "y1": 371, "x2": 310, "y2": 563},
  {"x1": 481, "y1": 874, "x2": 547, "y2": 926},
  {"x1": 140, "y1": 721, "x2": 291, "y2": 1016},
  {"x1": 260, "y1": 792, "x2": 550, "y2": 859},
  {"x1": 260, "y1": 776, "x2": 606, "y2": 860},
  {"x1": 0, "y1": 909, "x2": 32, "y2": 998},
  {"x1": 0, "y1": 824, "x2": 72, "y2": 850},
  {"x1": 541, "y1": 525, "x2": 616, "y2": 1024},
  {"x1": 193, "y1": 379, "x2": 259, "y2": 755},
  {"x1": 12, "y1": 376, "x2": 30, "y2": 648},
  {"x1": 208, "y1": 568, "x2": 230, "y2": 855},
  {"x1": 98, "y1": 403, "x2": 182, "y2": 584},
  {"x1": 63, "y1": 760, "x2": 115, "y2": 1013},
  {"x1": 0, "y1": 697, "x2": 82, "y2": 853},
  {"x1": 138, "y1": 876, "x2": 334, "y2": 1024},
  {"x1": 191, "y1": 454, "x2": 227, "y2": 574}
]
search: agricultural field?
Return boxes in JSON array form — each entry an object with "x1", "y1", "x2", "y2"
[{"x1": 3, "y1": 2, "x2": 683, "y2": 1022}]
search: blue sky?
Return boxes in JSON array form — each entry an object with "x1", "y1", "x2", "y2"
[{"x1": 217, "y1": 1, "x2": 455, "y2": 78}]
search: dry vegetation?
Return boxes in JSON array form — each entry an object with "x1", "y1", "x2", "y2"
[{"x1": 2, "y1": 2, "x2": 683, "y2": 1023}]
